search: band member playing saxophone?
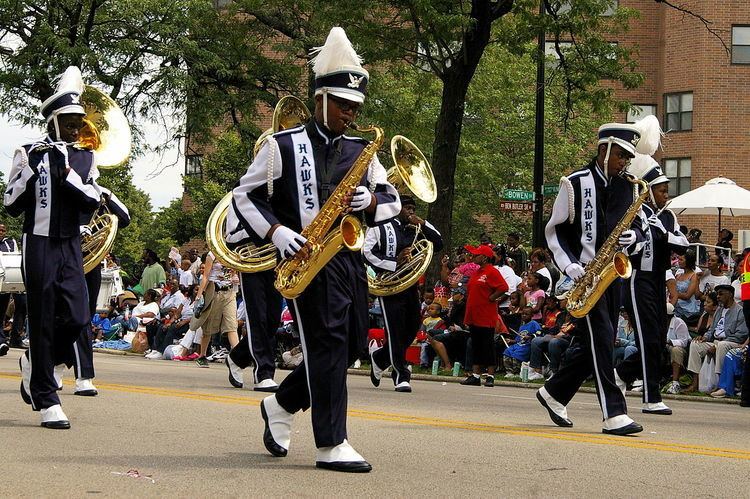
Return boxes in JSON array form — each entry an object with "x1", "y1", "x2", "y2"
[{"x1": 231, "y1": 28, "x2": 399, "y2": 472}]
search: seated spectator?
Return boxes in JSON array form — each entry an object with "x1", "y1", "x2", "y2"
[
  {"x1": 503, "y1": 307, "x2": 541, "y2": 377},
  {"x1": 685, "y1": 285, "x2": 749, "y2": 392},
  {"x1": 494, "y1": 247, "x2": 522, "y2": 311},
  {"x1": 541, "y1": 296, "x2": 562, "y2": 332},
  {"x1": 91, "y1": 311, "x2": 115, "y2": 341},
  {"x1": 368, "y1": 296, "x2": 384, "y2": 329},
  {"x1": 420, "y1": 290, "x2": 434, "y2": 318},
  {"x1": 711, "y1": 346, "x2": 747, "y2": 398},
  {"x1": 528, "y1": 308, "x2": 571, "y2": 381},
  {"x1": 529, "y1": 248, "x2": 553, "y2": 294},
  {"x1": 281, "y1": 345, "x2": 304, "y2": 369},
  {"x1": 663, "y1": 302, "x2": 691, "y2": 394},
  {"x1": 112, "y1": 289, "x2": 160, "y2": 332},
  {"x1": 520, "y1": 272, "x2": 547, "y2": 322},
  {"x1": 695, "y1": 291, "x2": 718, "y2": 337},
  {"x1": 178, "y1": 257, "x2": 196, "y2": 288},
  {"x1": 419, "y1": 303, "x2": 448, "y2": 369},
  {"x1": 425, "y1": 286, "x2": 468, "y2": 370},
  {"x1": 674, "y1": 251, "x2": 701, "y2": 326},
  {"x1": 614, "y1": 309, "x2": 637, "y2": 365},
  {"x1": 159, "y1": 278, "x2": 187, "y2": 318},
  {"x1": 696, "y1": 254, "x2": 731, "y2": 301},
  {"x1": 146, "y1": 285, "x2": 196, "y2": 359},
  {"x1": 501, "y1": 290, "x2": 523, "y2": 333}
]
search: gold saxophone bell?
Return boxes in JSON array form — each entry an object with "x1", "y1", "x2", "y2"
[
  {"x1": 77, "y1": 85, "x2": 131, "y2": 273},
  {"x1": 208, "y1": 96, "x2": 311, "y2": 272},
  {"x1": 368, "y1": 135, "x2": 437, "y2": 296}
]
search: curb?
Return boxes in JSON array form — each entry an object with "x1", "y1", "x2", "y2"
[{"x1": 346, "y1": 368, "x2": 742, "y2": 406}]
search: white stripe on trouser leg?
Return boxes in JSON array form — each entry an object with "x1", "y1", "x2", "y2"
[
  {"x1": 22, "y1": 234, "x2": 37, "y2": 410},
  {"x1": 239, "y1": 277, "x2": 260, "y2": 384},
  {"x1": 629, "y1": 270, "x2": 650, "y2": 402},
  {"x1": 291, "y1": 298, "x2": 313, "y2": 404},
  {"x1": 586, "y1": 315, "x2": 608, "y2": 420},
  {"x1": 74, "y1": 340, "x2": 82, "y2": 379},
  {"x1": 379, "y1": 297, "x2": 399, "y2": 385}
]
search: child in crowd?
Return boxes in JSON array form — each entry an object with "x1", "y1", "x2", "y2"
[
  {"x1": 614, "y1": 308, "x2": 637, "y2": 365},
  {"x1": 521, "y1": 272, "x2": 548, "y2": 321},
  {"x1": 502, "y1": 291, "x2": 523, "y2": 333},
  {"x1": 92, "y1": 311, "x2": 116, "y2": 341},
  {"x1": 418, "y1": 303, "x2": 449, "y2": 369},
  {"x1": 503, "y1": 307, "x2": 541, "y2": 377},
  {"x1": 420, "y1": 290, "x2": 435, "y2": 318}
]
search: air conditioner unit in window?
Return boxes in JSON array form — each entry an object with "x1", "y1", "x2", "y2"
[{"x1": 739, "y1": 230, "x2": 750, "y2": 252}]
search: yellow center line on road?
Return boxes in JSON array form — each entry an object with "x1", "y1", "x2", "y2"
[{"x1": 2, "y1": 372, "x2": 749, "y2": 461}]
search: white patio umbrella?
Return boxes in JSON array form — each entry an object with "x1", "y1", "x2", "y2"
[{"x1": 667, "y1": 177, "x2": 750, "y2": 238}]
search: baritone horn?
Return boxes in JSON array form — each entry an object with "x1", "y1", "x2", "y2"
[
  {"x1": 207, "y1": 96, "x2": 311, "y2": 273},
  {"x1": 78, "y1": 85, "x2": 131, "y2": 273},
  {"x1": 368, "y1": 136, "x2": 437, "y2": 296}
]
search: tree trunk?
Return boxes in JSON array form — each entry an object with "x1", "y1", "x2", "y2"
[{"x1": 426, "y1": 71, "x2": 471, "y2": 284}]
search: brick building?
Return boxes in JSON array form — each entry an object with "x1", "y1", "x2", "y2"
[{"x1": 608, "y1": 0, "x2": 750, "y2": 251}]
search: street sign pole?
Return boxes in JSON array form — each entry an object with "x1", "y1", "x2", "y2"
[{"x1": 532, "y1": 0, "x2": 546, "y2": 249}]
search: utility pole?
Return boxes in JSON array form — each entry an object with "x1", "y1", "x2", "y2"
[{"x1": 532, "y1": 0, "x2": 546, "y2": 248}]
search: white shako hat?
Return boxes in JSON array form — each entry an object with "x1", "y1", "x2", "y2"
[
  {"x1": 597, "y1": 114, "x2": 662, "y2": 178},
  {"x1": 40, "y1": 66, "x2": 86, "y2": 142},
  {"x1": 625, "y1": 115, "x2": 667, "y2": 205},
  {"x1": 40, "y1": 66, "x2": 86, "y2": 122},
  {"x1": 309, "y1": 27, "x2": 369, "y2": 128}
]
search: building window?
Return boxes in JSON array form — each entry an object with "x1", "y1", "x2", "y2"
[
  {"x1": 663, "y1": 158, "x2": 691, "y2": 197},
  {"x1": 626, "y1": 104, "x2": 656, "y2": 123},
  {"x1": 664, "y1": 92, "x2": 692, "y2": 132},
  {"x1": 732, "y1": 26, "x2": 750, "y2": 64},
  {"x1": 185, "y1": 155, "x2": 203, "y2": 177},
  {"x1": 554, "y1": 1, "x2": 617, "y2": 16}
]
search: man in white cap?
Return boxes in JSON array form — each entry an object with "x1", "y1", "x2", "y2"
[
  {"x1": 537, "y1": 118, "x2": 656, "y2": 436},
  {"x1": 4, "y1": 66, "x2": 100, "y2": 429},
  {"x1": 231, "y1": 27, "x2": 400, "y2": 472},
  {"x1": 615, "y1": 152, "x2": 689, "y2": 414}
]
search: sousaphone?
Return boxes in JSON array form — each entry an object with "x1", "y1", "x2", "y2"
[
  {"x1": 206, "y1": 96, "x2": 311, "y2": 272},
  {"x1": 78, "y1": 85, "x2": 131, "y2": 273},
  {"x1": 368, "y1": 136, "x2": 437, "y2": 296}
]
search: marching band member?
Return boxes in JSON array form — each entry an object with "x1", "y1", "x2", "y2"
[
  {"x1": 3, "y1": 67, "x2": 99, "y2": 429},
  {"x1": 615, "y1": 155, "x2": 689, "y2": 415},
  {"x1": 231, "y1": 27, "x2": 399, "y2": 472},
  {"x1": 537, "y1": 120, "x2": 652, "y2": 436},
  {"x1": 364, "y1": 195, "x2": 443, "y2": 393}
]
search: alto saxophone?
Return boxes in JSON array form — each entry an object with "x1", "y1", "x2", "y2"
[
  {"x1": 567, "y1": 174, "x2": 649, "y2": 318},
  {"x1": 274, "y1": 123, "x2": 384, "y2": 299}
]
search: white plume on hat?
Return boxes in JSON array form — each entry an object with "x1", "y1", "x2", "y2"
[
  {"x1": 55, "y1": 66, "x2": 85, "y2": 96},
  {"x1": 310, "y1": 27, "x2": 365, "y2": 77},
  {"x1": 633, "y1": 115, "x2": 663, "y2": 156},
  {"x1": 627, "y1": 153, "x2": 659, "y2": 180}
]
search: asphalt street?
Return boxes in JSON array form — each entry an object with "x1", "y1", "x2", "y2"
[{"x1": 1, "y1": 349, "x2": 749, "y2": 497}]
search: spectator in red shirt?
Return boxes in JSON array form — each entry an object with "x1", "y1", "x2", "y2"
[{"x1": 460, "y1": 244, "x2": 509, "y2": 387}]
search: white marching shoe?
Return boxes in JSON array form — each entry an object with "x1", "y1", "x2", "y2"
[
  {"x1": 74, "y1": 378, "x2": 98, "y2": 396},
  {"x1": 225, "y1": 356, "x2": 243, "y2": 388},
  {"x1": 642, "y1": 401, "x2": 672, "y2": 415},
  {"x1": 40, "y1": 404, "x2": 70, "y2": 429},
  {"x1": 316, "y1": 439, "x2": 372, "y2": 473},
  {"x1": 254, "y1": 378, "x2": 279, "y2": 392},
  {"x1": 19, "y1": 354, "x2": 31, "y2": 405},
  {"x1": 536, "y1": 387, "x2": 573, "y2": 427},
  {"x1": 260, "y1": 395, "x2": 294, "y2": 457},
  {"x1": 602, "y1": 414, "x2": 643, "y2": 435}
]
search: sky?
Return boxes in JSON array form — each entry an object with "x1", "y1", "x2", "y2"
[{"x1": 0, "y1": 117, "x2": 184, "y2": 210}]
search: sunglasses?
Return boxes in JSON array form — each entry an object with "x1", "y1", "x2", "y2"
[{"x1": 328, "y1": 94, "x2": 361, "y2": 114}]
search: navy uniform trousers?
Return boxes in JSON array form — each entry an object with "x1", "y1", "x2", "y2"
[
  {"x1": 274, "y1": 250, "x2": 369, "y2": 448},
  {"x1": 22, "y1": 234, "x2": 89, "y2": 410},
  {"x1": 229, "y1": 270, "x2": 282, "y2": 384},
  {"x1": 372, "y1": 285, "x2": 421, "y2": 386},
  {"x1": 616, "y1": 270, "x2": 667, "y2": 404},
  {"x1": 72, "y1": 265, "x2": 101, "y2": 380},
  {"x1": 544, "y1": 283, "x2": 628, "y2": 419}
]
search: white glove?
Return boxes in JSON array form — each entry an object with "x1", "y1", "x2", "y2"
[
  {"x1": 565, "y1": 263, "x2": 585, "y2": 281},
  {"x1": 271, "y1": 226, "x2": 307, "y2": 259},
  {"x1": 79, "y1": 225, "x2": 93, "y2": 237},
  {"x1": 647, "y1": 214, "x2": 667, "y2": 234},
  {"x1": 350, "y1": 186, "x2": 373, "y2": 212},
  {"x1": 618, "y1": 230, "x2": 636, "y2": 247}
]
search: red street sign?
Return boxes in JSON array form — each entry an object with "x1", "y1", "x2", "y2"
[{"x1": 499, "y1": 201, "x2": 534, "y2": 212}]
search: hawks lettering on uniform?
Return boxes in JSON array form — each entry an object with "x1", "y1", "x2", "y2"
[
  {"x1": 38, "y1": 163, "x2": 49, "y2": 208},
  {"x1": 384, "y1": 224, "x2": 396, "y2": 257},
  {"x1": 292, "y1": 132, "x2": 319, "y2": 226}
]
